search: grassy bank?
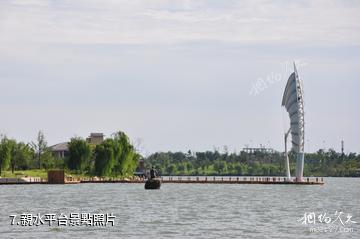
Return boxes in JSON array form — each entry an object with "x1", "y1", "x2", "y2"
[
  {"x1": 1, "y1": 169, "x2": 49, "y2": 179},
  {"x1": 1, "y1": 169, "x2": 84, "y2": 180},
  {"x1": 1, "y1": 170, "x2": 138, "y2": 180}
]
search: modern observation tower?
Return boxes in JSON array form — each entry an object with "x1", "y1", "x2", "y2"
[{"x1": 281, "y1": 63, "x2": 305, "y2": 182}]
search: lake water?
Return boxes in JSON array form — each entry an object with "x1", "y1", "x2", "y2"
[{"x1": 0, "y1": 178, "x2": 359, "y2": 238}]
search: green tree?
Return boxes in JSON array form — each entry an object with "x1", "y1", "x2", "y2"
[
  {"x1": 186, "y1": 162, "x2": 193, "y2": 173},
  {"x1": 7, "y1": 139, "x2": 17, "y2": 173},
  {"x1": 12, "y1": 143, "x2": 34, "y2": 171},
  {"x1": 31, "y1": 131, "x2": 47, "y2": 169},
  {"x1": 94, "y1": 139, "x2": 115, "y2": 177},
  {"x1": 113, "y1": 131, "x2": 139, "y2": 176},
  {"x1": 93, "y1": 131, "x2": 140, "y2": 177},
  {"x1": 234, "y1": 162, "x2": 243, "y2": 175},
  {"x1": 9, "y1": 141, "x2": 35, "y2": 173},
  {"x1": 0, "y1": 136, "x2": 11, "y2": 175},
  {"x1": 166, "y1": 164, "x2": 176, "y2": 175},
  {"x1": 214, "y1": 161, "x2": 226, "y2": 174},
  {"x1": 177, "y1": 164, "x2": 185, "y2": 174},
  {"x1": 67, "y1": 137, "x2": 92, "y2": 172},
  {"x1": 40, "y1": 150, "x2": 56, "y2": 170}
]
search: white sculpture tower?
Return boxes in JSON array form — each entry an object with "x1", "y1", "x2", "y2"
[{"x1": 281, "y1": 63, "x2": 305, "y2": 182}]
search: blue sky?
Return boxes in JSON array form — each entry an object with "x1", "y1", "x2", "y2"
[{"x1": 0, "y1": 0, "x2": 359, "y2": 155}]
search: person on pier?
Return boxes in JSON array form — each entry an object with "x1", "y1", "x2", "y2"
[{"x1": 150, "y1": 167, "x2": 157, "y2": 179}]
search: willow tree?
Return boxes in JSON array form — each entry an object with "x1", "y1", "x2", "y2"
[
  {"x1": 122, "y1": 148, "x2": 141, "y2": 176},
  {"x1": 94, "y1": 139, "x2": 115, "y2": 177},
  {"x1": 113, "y1": 131, "x2": 139, "y2": 176},
  {"x1": 67, "y1": 137, "x2": 92, "y2": 173},
  {"x1": 94, "y1": 131, "x2": 140, "y2": 177}
]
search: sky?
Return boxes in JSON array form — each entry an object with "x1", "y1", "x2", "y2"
[{"x1": 0, "y1": 0, "x2": 359, "y2": 155}]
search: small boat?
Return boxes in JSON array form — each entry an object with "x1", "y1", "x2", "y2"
[{"x1": 145, "y1": 178, "x2": 161, "y2": 189}]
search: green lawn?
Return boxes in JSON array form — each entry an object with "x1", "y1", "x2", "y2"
[
  {"x1": 2, "y1": 169, "x2": 49, "y2": 179},
  {"x1": 1, "y1": 169, "x2": 90, "y2": 180},
  {"x1": 1, "y1": 170, "x2": 134, "y2": 180}
]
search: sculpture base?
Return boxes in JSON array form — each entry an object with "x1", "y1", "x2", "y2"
[{"x1": 145, "y1": 178, "x2": 161, "y2": 190}]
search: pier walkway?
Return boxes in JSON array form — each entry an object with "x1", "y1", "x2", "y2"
[{"x1": 0, "y1": 176, "x2": 324, "y2": 185}]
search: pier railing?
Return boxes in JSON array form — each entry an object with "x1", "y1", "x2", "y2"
[
  {"x1": 0, "y1": 177, "x2": 45, "y2": 184},
  {"x1": 160, "y1": 176, "x2": 324, "y2": 184}
]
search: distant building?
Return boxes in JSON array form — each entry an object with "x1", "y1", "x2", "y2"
[
  {"x1": 49, "y1": 132, "x2": 104, "y2": 159},
  {"x1": 86, "y1": 133, "x2": 104, "y2": 145},
  {"x1": 242, "y1": 147, "x2": 276, "y2": 154},
  {"x1": 49, "y1": 142, "x2": 69, "y2": 159}
]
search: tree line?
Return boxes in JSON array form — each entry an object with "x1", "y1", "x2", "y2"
[
  {"x1": 145, "y1": 149, "x2": 360, "y2": 177},
  {"x1": 2, "y1": 130, "x2": 359, "y2": 178},
  {"x1": 0, "y1": 131, "x2": 140, "y2": 178},
  {"x1": 0, "y1": 131, "x2": 54, "y2": 174}
]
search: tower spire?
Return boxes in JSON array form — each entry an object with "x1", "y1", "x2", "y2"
[{"x1": 294, "y1": 62, "x2": 298, "y2": 78}]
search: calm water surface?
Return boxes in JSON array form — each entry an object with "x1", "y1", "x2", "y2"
[{"x1": 0, "y1": 178, "x2": 359, "y2": 239}]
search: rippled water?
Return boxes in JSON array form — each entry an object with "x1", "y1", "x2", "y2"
[{"x1": 1, "y1": 178, "x2": 359, "y2": 238}]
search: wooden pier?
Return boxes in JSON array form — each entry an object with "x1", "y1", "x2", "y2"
[
  {"x1": 0, "y1": 176, "x2": 324, "y2": 185},
  {"x1": 160, "y1": 176, "x2": 324, "y2": 185}
]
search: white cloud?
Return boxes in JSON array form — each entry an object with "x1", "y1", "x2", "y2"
[{"x1": 0, "y1": 0, "x2": 359, "y2": 46}]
